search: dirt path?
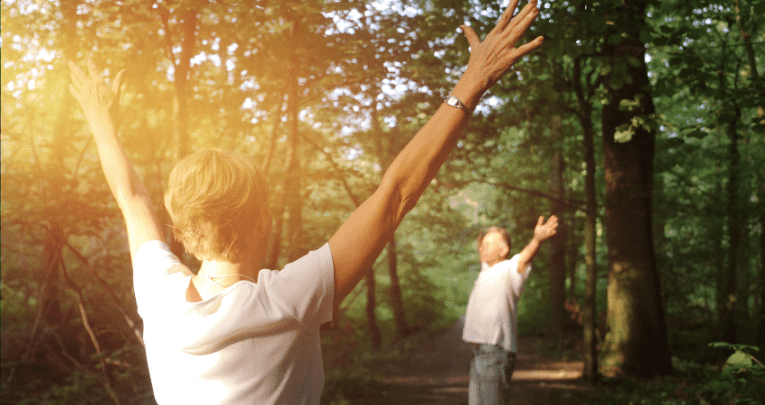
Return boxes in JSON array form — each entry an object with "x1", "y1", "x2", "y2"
[{"x1": 368, "y1": 316, "x2": 595, "y2": 405}]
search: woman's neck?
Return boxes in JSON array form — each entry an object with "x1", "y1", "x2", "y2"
[{"x1": 198, "y1": 258, "x2": 259, "y2": 284}]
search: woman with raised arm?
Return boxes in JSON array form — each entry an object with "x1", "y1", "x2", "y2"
[{"x1": 68, "y1": 1, "x2": 542, "y2": 403}]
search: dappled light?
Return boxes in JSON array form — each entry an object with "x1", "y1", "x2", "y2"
[{"x1": 2, "y1": 0, "x2": 764, "y2": 404}]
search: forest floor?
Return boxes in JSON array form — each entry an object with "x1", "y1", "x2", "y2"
[{"x1": 364, "y1": 316, "x2": 598, "y2": 405}]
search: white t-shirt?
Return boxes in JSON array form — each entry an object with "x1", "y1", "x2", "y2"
[
  {"x1": 132, "y1": 240, "x2": 334, "y2": 405},
  {"x1": 462, "y1": 254, "x2": 530, "y2": 353}
]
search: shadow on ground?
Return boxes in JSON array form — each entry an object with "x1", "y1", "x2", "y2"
[{"x1": 361, "y1": 316, "x2": 596, "y2": 405}]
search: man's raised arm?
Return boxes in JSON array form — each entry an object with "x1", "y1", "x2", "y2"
[
  {"x1": 516, "y1": 215, "x2": 558, "y2": 273},
  {"x1": 68, "y1": 59, "x2": 163, "y2": 257},
  {"x1": 329, "y1": 0, "x2": 544, "y2": 307}
]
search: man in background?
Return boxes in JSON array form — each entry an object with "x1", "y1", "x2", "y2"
[{"x1": 463, "y1": 216, "x2": 558, "y2": 405}]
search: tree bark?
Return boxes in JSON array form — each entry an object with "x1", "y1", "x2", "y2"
[
  {"x1": 365, "y1": 268, "x2": 382, "y2": 349},
  {"x1": 572, "y1": 55, "x2": 600, "y2": 382},
  {"x1": 758, "y1": 165, "x2": 765, "y2": 349},
  {"x1": 722, "y1": 104, "x2": 742, "y2": 344},
  {"x1": 284, "y1": 20, "x2": 305, "y2": 262},
  {"x1": 715, "y1": 180, "x2": 727, "y2": 336},
  {"x1": 170, "y1": 8, "x2": 196, "y2": 162},
  {"x1": 548, "y1": 116, "x2": 567, "y2": 337},
  {"x1": 370, "y1": 109, "x2": 410, "y2": 338},
  {"x1": 158, "y1": 6, "x2": 197, "y2": 259},
  {"x1": 36, "y1": 0, "x2": 79, "y2": 364},
  {"x1": 386, "y1": 236, "x2": 411, "y2": 337},
  {"x1": 266, "y1": 204, "x2": 285, "y2": 270},
  {"x1": 599, "y1": 0, "x2": 672, "y2": 377}
]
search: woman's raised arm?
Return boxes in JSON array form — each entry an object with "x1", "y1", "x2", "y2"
[
  {"x1": 69, "y1": 59, "x2": 164, "y2": 258},
  {"x1": 329, "y1": 0, "x2": 543, "y2": 307}
]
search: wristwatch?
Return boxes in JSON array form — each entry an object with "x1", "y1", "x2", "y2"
[{"x1": 443, "y1": 95, "x2": 473, "y2": 117}]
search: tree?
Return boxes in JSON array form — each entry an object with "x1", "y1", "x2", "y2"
[
  {"x1": 648, "y1": 0, "x2": 763, "y2": 349},
  {"x1": 598, "y1": 0, "x2": 672, "y2": 377}
]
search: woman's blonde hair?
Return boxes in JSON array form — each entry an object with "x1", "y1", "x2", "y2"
[{"x1": 164, "y1": 149, "x2": 270, "y2": 262}]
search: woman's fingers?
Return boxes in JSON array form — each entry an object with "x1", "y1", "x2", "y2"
[
  {"x1": 68, "y1": 84, "x2": 82, "y2": 103},
  {"x1": 68, "y1": 60, "x2": 125, "y2": 114},
  {"x1": 494, "y1": 0, "x2": 523, "y2": 32},
  {"x1": 111, "y1": 70, "x2": 126, "y2": 102},
  {"x1": 514, "y1": 3, "x2": 540, "y2": 35},
  {"x1": 459, "y1": 24, "x2": 481, "y2": 50},
  {"x1": 501, "y1": 35, "x2": 544, "y2": 64},
  {"x1": 68, "y1": 61, "x2": 87, "y2": 88},
  {"x1": 510, "y1": 0, "x2": 538, "y2": 30},
  {"x1": 86, "y1": 58, "x2": 100, "y2": 81},
  {"x1": 499, "y1": 3, "x2": 539, "y2": 49}
]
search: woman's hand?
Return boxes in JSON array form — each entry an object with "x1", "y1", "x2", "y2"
[
  {"x1": 68, "y1": 59, "x2": 126, "y2": 122},
  {"x1": 459, "y1": 0, "x2": 544, "y2": 93}
]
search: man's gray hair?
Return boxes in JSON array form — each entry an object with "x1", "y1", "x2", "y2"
[{"x1": 477, "y1": 226, "x2": 512, "y2": 257}]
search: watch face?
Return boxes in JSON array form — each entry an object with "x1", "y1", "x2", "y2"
[{"x1": 445, "y1": 96, "x2": 470, "y2": 116}]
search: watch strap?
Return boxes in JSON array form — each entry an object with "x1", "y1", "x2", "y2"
[{"x1": 443, "y1": 95, "x2": 472, "y2": 117}]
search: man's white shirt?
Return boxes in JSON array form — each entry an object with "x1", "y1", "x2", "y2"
[{"x1": 462, "y1": 254, "x2": 530, "y2": 353}]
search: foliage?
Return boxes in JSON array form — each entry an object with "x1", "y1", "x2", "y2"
[
  {"x1": 2, "y1": 0, "x2": 764, "y2": 401},
  {"x1": 590, "y1": 343, "x2": 765, "y2": 405}
]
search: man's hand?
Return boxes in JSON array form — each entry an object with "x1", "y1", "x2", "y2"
[
  {"x1": 516, "y1": 215, "x2": 558, "y2": 273},
  {"x1": 68, "y1": 59, "x2": 126, "y2": 122},
  {"x1": 458, "y1": 0, "x2": 544, "y2": 94},
  {"x1": 533, "y1": 215, "x2": 558, "y2": 242}
]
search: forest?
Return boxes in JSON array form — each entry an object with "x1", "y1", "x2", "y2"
[{"x1": 1, "y1": 0, "x2": 763, "y2": 404}]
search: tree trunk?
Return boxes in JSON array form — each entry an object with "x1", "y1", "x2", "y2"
[
  {"x1": 160, "y1": 6, "x2": 197, "y2": 259},
  {"x1": 38, "y1": 0, "x2": 79, "y2": 349},
  {"x1": 170, "y1": 8, "x2": 196, "y2": 162},
  {"x1": 366, "y1": 268, "x2": 382, "y2": 349},
  {"x1": 284, "y1": 21, "x2": 304, "y2": 262},
  {"x1": 266, "y1": 204, "x2": 284, "y2": 270},
  {"x1": 599, "y1": 1, "x2": 672, "y2": 377},
  {"x1": 715, "y1": 180, "x2": 727, "y2": 336},
  {"x1": 581, "y1": 112, "x2": 599, "y2": 381},
  {"x1": 548, "y1": 116, "x2": 567, "y2": 337},
  {"x1": 7, "y1": 230, "x2": 62, "y2": 385},
  {"x1": 722, "y1": 104, "x2": 741, "y2": 344},
  {"x1": 387, "y1": 236, "x2": 411, "y2": 337},
  {"x1": 572, "y1": 55, "x2": 599, "y2": 382},
  {"x1": 370, "y1": 109, "x2": 408, "y2": 338},
  {"x1": 758, "y1": 166, "x2": 765, "y2": 349},
  {"x1": 262, "y1": 94, "x2": 287, "y2": 176},
  {"x1": 732, "y1": 0, "x2": 761, "y2": 116}
]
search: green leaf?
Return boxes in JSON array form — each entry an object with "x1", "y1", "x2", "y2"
[
  {"x1": 685, "y1": 129, "x2": 707, "y2": 139},
  {"x1": 751, "y1": 123, "x2": 765, "y2": 133},
  {"x1": 686, "y1": 28, "x2": 702, "y2": 40},
  {"x1": 652, "y1": 80, "x2": 673, "y2": 97},
  {"x1": 614, "y1": 123, "x2": 633, "y2": 143},
  {"x1": 755, "y1": 0, "x2": 765, "y2": 15},
  {"x1": 659, "y1": 25, "x2": 674, "y2": 34},
  {"x1": 665, "y1": 137, "x2": 684, "y2": 148},
  {"x1": 726, "y1": 350, "x2": 752, "y2": 367}
]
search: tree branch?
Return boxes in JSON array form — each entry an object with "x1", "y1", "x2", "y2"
[
  {"x1": 5, "y1": 244, "x2": 61, "y2": 386},
  {"x1": 438, "y1": 179, "x2": 587, "y2": 212},
  {"x1": 59, "y1": 238, "x2": 145, "y2": 346},
  {"x1": 298, "y1": 132, "x2": 371, "y2": 207},
  {"x1": 59, "y1": 256, "x2": 123, "y2": 405}
]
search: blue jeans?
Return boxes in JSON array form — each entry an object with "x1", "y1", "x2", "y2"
[{"x1": 468, "y1": 344, "x2": 517, "y2": 405}]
